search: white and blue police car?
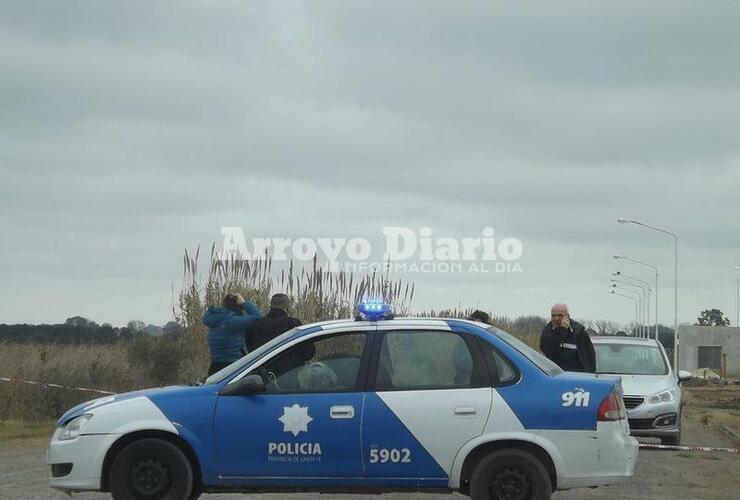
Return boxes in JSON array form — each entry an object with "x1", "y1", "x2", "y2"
[{"x1": 48, "y1": 303, "x2": 638, "y2": 500}]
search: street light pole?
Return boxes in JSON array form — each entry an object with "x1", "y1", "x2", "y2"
[
  {"x1": 613, "y1": 256, "x2": 659, "y2": 340},
  {"x1": 611, "y1": 285, "x2": 643, "y2": 336},
  {"x1": 734, "y1": 266, "x2": 739, "y2": 327},
  {"x1": 611, "y1": 280, "x2": 650, "y2": 337},
  {"x1": 610, "y1": 290, "x2": 639, "y2": 335},
  {"x1": 618, "y1": 219, "x2": 678, "y2": 368},
  {"x1": 612, "y1": 272, "x2": 652, "y2": 338}
]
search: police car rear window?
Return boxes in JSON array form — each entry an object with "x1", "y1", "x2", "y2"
[
  {"x1": 486, "y1": 326, "x2": 563, "y2": 376},
  {"x1": 376, "y1": 330, "x2": 475, "y2": 390}
]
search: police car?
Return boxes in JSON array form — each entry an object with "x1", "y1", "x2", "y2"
[{"x1": 48, "y1": 303, "x2": 637, "y2": 500}]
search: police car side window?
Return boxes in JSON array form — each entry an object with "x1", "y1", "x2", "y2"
[
  {"x1": 375, "y1": 330, "x2": 475, "y2": 390},
  {"x1": 478, "y1": 340, "x2": 518, "y2": 386},
  {"x1": 257, "y1": 333, "x2": 367, "y2": 393}
]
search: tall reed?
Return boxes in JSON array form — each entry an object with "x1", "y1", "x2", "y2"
[{"x1": 176, "y1": 246, "x2": 415, "y2": 378}]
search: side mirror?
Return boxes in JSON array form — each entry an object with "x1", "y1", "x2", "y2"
[
  {"x1": 219, "y1": 374, "x2": 265, "y2": 396},
  {"x1": 677, "y1": 370, "x2": 692, "y2": 382}
]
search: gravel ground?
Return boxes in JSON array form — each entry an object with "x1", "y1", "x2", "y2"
[{"x1": 1, "y1": 408, "x2": 737, "y2": 500}]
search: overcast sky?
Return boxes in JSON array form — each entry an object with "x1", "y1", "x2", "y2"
[{"x1": 2, "y1": 1, "x2": 739, "y2": 327}]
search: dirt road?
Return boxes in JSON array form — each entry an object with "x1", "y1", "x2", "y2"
[{"x1": 1, "y1": 408, "x2": 737, "y2": 500}]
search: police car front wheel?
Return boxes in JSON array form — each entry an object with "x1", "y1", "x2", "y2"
[
  {"x1": 469, "y1": 449, "x2": 552, "y2": 500},
  {"x1": 109, "y1": 438, "x2": 195, "y2": 500}
]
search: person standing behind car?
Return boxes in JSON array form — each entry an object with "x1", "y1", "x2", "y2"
[
  {"x1": 247, "y1": 293, "x2": 302, "y2": 351},
  {"x1": 540, "y1": 303, "x2": 596, "y2": 373},
  {"x1": 203, "y1": 293, "x2": 261, "y2": 376},
  {"x1": 467, "y1": 310, "x2": 491, "y2": 324}
]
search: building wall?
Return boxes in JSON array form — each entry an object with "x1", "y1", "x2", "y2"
[{"x1": 678, "y1": 326, "x2": 740, "y2": 375}]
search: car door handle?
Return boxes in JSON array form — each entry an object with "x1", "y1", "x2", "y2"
[
  {"x1": 454, "y1": 406, "x2": 477, "y2": 416},
  {"x1": 330, "y1": 405, "x2": 355, "y2": 419}
]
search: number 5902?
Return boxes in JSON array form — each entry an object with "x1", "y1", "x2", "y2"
[{"x1": 369, "y1": 448, "x2": 411, "y2": 464}]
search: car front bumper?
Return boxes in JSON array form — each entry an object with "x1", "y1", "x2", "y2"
[
  {"x1": 628, "y1": 414, "x2": 680, "y2": 437},
  {"x1": 625, "y1": 398, "x2": 681, "y2": 438},
  {"x1": 47, "y1": 427, "x2": 118, "y2": 492}
]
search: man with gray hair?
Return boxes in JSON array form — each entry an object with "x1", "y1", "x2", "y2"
[
  {"x1": 540, "y1": 303, "x2": 596, "y2": 373},
  {"x1": 247, "y1": 293, "x2": 302, "y2": 351}
]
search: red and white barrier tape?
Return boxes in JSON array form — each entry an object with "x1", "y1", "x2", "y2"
[
  {"x1": 2, "y1": 376, "x2": 739, "y2": 453},
  {"x1": 639, "y1": 443, "x2": 738, "y2": 453},
  {"x1": 0, "y1": 376, "x2": 115, "y2": 395}
]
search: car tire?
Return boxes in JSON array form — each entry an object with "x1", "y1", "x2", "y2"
[
  {"x1": 661, "y1": 410, "x2": 682, "y2": 446},
  {"x1": 661, "y1": 429, "x2": 681, "y2": 446},
  {"x1": 109, "y1": 438, "x2": 194, "y2": 500},
  {"x1": 469, "y1": 448, "x2": 552, "y2": 500}
]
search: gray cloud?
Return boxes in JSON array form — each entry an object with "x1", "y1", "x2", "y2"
[{"x1": 1, "y1": 1, "x2": 739, "y2": 327}]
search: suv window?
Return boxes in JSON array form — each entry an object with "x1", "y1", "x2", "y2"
[
  {"x1": 255, "y1": 332, "x2": 367, "y2": 393},
  {"x1": 375, "y1": 330, "x2": 476, "y2": 390}
]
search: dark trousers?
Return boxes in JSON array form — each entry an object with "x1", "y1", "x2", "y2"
[{"x1": 208, "y1": 361, "x2": 232, "y2": 376}]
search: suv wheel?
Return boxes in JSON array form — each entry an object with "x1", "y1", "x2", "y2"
[
  {"x1": 661, "y1": 410, "x2": 682, "y2": 446},
  {"x1": 109, "y1": 438, "x2": 194, "y2": 500},
  {"x1": 661, "y1": 429, "x2": 681, "y2": 446},
  {"x1": 469, "y1": 448, "x2": 552, "y2": 500}
]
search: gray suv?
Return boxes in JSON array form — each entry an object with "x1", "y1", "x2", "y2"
[{"x1": 592, "y1": 336, "x2": 692, "y2": 445}]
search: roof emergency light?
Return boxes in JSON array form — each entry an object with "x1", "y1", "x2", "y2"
[{"x1": 356, "y1": 301, "x2": 393, "y2": 321}]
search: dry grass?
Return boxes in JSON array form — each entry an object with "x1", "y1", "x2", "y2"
[
  {"x1": 694, "y1": 409, "x2": 740, "y2": 437},
  {"x1": 0, "y1": 341, "x2": 189, "y2": 421},
  {"x1": 684, "y1": 385, "x2": 740, "y2": 438},
  {"x1": 0, "y1": 419, "x2": 54, "y2": 441},
  {"x1": 0, "y1": 343, "x2": 144, "y2": 392},
  {"x1": 684, "y1": 385, "x2": 740, "y2": 410}
]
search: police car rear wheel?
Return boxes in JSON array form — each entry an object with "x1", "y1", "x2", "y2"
[
  {"x1": 469, "y1": 449, "x2": 551, "y2": 500},
  {"x1": 109, "y1": 438, "x2": 194, "y2": 500}
]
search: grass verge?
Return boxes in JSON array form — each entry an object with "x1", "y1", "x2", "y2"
[{"x1": 0, "y1": 419, "x2": 55, "y2": 441}]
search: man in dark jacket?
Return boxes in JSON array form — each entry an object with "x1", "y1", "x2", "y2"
[
  {"x1": 247, "y1": 293, "x2": 302, "y2": 352},
  {"x1": 540, "y1": 303, "x2": 596, "y2": 373},
  {"x1": 468, "y1": 310, "x2": 491, "y2": 324}
]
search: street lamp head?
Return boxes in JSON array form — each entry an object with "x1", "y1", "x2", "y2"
[
  {"x1": 613, "y1": 255, "x2": 623, "y2": 259},
  {"x1": 612, "y1": 271, "x2": 621, "y2": 276},
  {"x1": 617, "y1": 218, "x2": 631, "y2": 224}
]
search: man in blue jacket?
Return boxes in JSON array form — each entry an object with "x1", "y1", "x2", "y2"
[{"x1": 202, "y1": 293, "x2": 262, "y2": 376}]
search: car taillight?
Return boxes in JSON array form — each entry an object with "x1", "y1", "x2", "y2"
[{"x1": 598, "y1": 393, "x2": 626, "y2": 421}]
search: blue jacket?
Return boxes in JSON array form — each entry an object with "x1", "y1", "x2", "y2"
[{"x1": 202, "y1": 302, "x2": 262, "y2": 363}]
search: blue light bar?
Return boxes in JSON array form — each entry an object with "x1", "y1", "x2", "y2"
[{"x1": 357, "y1": 301, "x2": 392, "y2": 320}]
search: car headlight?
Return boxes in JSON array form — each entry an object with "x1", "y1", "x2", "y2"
[
  {"x1": 648, "y1": 389, "x2": 675, "y2": 404},
  {"x1": 59, "y1": 414, "x2": 92, "y2": 441}
]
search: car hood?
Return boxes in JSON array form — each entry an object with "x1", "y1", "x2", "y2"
[
  {"x1": 55, "y1": 385, "x2": 196, "y2": 426},
  {"x1": 609, "y1": 373, "x2": 675, "y2": 396}
]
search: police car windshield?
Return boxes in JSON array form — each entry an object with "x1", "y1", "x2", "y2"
[
  {"x1": 204, "y1": 327, "x2": 302, "y2": 385},
  {"x1": 595, "y1": 343, "x2": 669, "y2": 376},
  {"x1": 486, "y1": 326, "x2": 563, "y2": 376}
]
